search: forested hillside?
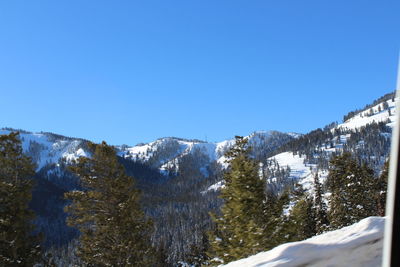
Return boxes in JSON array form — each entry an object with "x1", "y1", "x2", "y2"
[{"x1": 0, "y1": 91, "x2": 396, "y2": 266}]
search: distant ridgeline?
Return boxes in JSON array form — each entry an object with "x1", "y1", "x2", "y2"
[
  {"x1": 0, "y1": 90, "x2": 397, "y2": 265},
  {"x1": 343, "y1": 91, "x2": 395, "y2": 122},
  {"x1": 277, "y1": 91, "x2": 395, "y2": 171}
]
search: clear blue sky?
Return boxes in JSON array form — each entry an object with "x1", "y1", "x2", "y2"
[{"x1": 0, "y1": 1, "x2": 399, "y2": 145}]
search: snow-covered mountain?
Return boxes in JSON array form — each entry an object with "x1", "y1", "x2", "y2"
[
  {"x1": 259, "y1": 93, "x2": 396, "y2": 195},
  {"x1": 2, "y1": 92, "x2": 396, "y2": 197},
  {"x1": 222, "y1": 216, "x2": 385, "y2": 267},
  {"x1": 2, "y1": 92, "x2": 395, "y2": 195},
  {"x1": 0, "y1": 127, "x2": 298, "y2": 253},
  {"x1": 0, "y1": 129, "x2": 90, "y2": 171},
  {"x1": 338, "y1": 96, "x2": 396, "y2": 130},
  {"x1": 1, "y1": 91, "x2": 396, "y2": 265},
  {"x1": 117, "y1": 130, "x2": 296, "y2": 174},
  {"x1": 0, "y1": 128, "x2": 296, "y2": 178}
]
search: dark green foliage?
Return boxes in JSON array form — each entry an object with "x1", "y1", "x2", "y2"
[
  {"x1": 376, "y1": 159, "x2": 389, "y2": 216},
  {"x1": 327, "y1": 152, "x2": 377, "y2": 229},
  {"x1": 208, "y1": 136, "x2": 268, "y2": 265},
  {"x1": 65, "y1": 142, "x2": 155, "y2": 266},
  {"x1": 5, "y1": 91, "x2": 396, "y2": 265},
  {"x1": 291, "y1": 197, "x2": 316, "y2": 240},
  {"x1": 313, "y1": 173, "x2": 329, "y2": 233},
  {"x1": 0, "y1": 132, "x2": 42, "y2": 265},
  {"x1": 287, "y1": 184, "x2": 316, "y2": 241},
  {"x1": 136, "y1": 148, "x2": 220, "y2": 265},
  {"x1": 273, "y1": 185, "x2": 316, "y2": 244},
  {"x1": 186, "y1": 232, "x2": 210, "y2": 266},
  {"x1": 287, "y1": 202, "x2": 316, "y2": 241},
  {"x1": 265, "y1": 189, "x2": 290, "y2": 245}
]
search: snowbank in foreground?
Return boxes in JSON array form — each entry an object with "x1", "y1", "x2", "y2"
[{"x1": 222, "y1": 216, "x2": 385, "y2": 267}]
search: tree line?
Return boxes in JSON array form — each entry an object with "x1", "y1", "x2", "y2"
[
  {"x1": 205, "y1": 136, "x2": 388, "y2": 265},
  {"x1": 0, "y1": 132, "x2": 159, "y2": 266},
  {"x1": 0, "y1": 132, "x2": 389, "y2": 266}
]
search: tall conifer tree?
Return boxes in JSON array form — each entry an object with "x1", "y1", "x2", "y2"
[
  {"x1": 207, "y1": 136, "x2": 268, "y2": 265},
  {"x1": 313, "y1": 172, "x2": 328, "y2": 233},
  {"x1": 283, "y1": 184, "x2": 316, "y2": 242},
  {"x1": 0, "y1": 132, "x2": 42, "y2": 265},
  {"x1": 327, "y1": 153, "x2": 376, "y2": 229},
  {"x1": 65, "y1": 142, "x2": 154, "y2": 266},
  {"x1": 376, "y1": 160, "x2": 388, "y2": 216}
]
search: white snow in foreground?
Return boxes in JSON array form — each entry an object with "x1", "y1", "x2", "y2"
[{"x1": 222, "y1": 216, "x2": 385, "y2": 267}]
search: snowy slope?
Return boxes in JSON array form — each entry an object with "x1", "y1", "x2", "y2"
[
  {"x1": 261, "y1": 96, "x2": 397, "y2": 195},
  {"x1": 0, "y1": 128, "x2": 295, "y2": 178},
  {"x1": 0, "y1": 129, "x2": 89, "y2": 171},
  {"x1": 204, "y1": 96, "x2": 397, "y2": 194},
  {"x1": 266, "y1": 152, "x2": 328, "y2": 192},
  {"x1": 1, "y1": 93, "x2": 394, "y2": 188},
  {"x1": 338, "y1": 98, "x2": 396, "y2": 131},
  {"x1": 117, "y1": 137, "x2": 231, "y2": 172},
  {"x1": 222, "y1": 216, "x2": 385, "y2": 267},
  {"x1": 118, "y1": 131, "x2": 295, "y2": 173}
]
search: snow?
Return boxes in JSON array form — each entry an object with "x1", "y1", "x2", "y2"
[
  {"x1": 0, "y1": 129, "x2": 88, "y2": 171},
  {"x1": 338, "y1": 99, "x2": 396, "y2": 131},
  {"x1": 118, "y1": 137, "x2": 237, "y2": 173},
  {"x1": 121, "y1": 142, "x2": 153, "y2": 160},
  {"x1": 203, "y1": 181, "x2": 225, "y2": 193},
  {"x1": 263, "y1": 97, "x2": 398, "y2": 194},
  {"x1": 267, "y1": 152, "x2": 327, "y2": 192},
  {"x1": 222, "y1": 216, "x2": 385, "y2": 267},
  {"x1": 271, "y1": 152, "x2": 311, "y2": 180},
  {"x1": 287, "y1": 132, "x2": 302, "y2": 139},
  {"x1": 118, "y1": 131, "x2": 297, "y2": 174}
]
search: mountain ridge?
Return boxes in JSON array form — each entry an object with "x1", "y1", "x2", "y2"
[{"x1": 1, "y1": 90, "x2": 397, "y2": 265}]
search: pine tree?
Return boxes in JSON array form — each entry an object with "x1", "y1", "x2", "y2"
[
  {"x1": 207, "y1": 136, "x2": 268, "y2": 265},
  {"x1": 186, "y1": 232, "x2": 210, "y2": 266},
  {"x1": 64, "y1": 141, "x2": 154, "y2": 266},
  {"x1": 0, "y1": 132, "x2": 42, "y2": 265},
  {"x1": 284, "y1": 184, "x2": 316, "y2": 242},
  {"x1": 313, "y1": 173, "x2": 329, "y2": 233},
  {"x1": 265, "y1": 190, "x2": 288, "y2": 247},
  {"x1": 327, "y1": 153, "x2": 377, "y2": 229},
  {"x1": 376, "y1": 160, "x2": 388, "y2": 216}
]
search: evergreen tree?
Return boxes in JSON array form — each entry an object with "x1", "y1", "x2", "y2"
[
  {"x1": 285, "y1": 184, "x2": 316, "y2": 242},
  {"x1": 313, "y1": 173, "x2": 329, "y2": 233},
  {"x1": 64, "y1": 141, "x2": 154, "y2": 266},
  {"x1": 327, "y1": 152, "x2": 377, "y2": 229},
  {"x1": 207, "y1": 136, "x2": 268, "y2": 265},
  {"x1": 186, "y1": 232, "x2": 210, "y2": 266},
  {"x1": 266, "y1": 190, "x2": 289, "y2": 246},
  {"x1": 267, "y1": 189, "x2": 291, "y2": 245},
  {"x1": 0, "y1": 132, "x2": 42, "y2": 266},
  {"x1": 376, "y1": 160, "x2": 388, "y2": 216}
]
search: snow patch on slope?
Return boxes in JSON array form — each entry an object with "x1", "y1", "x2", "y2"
[
  {"x1": 267, "y1": 152, "x2": 328, "y2": 192},
  {"x1": 222, "y1": 216, "x2": 385, "y2": 267},
  {"x1": 338, "y1": 99, "x2": 396, "y2": 131},
  {"x1": 0, "y1": 129, "x2": 88, "y2": 171},
  {"x1": 119, "y1": 131, "x2": 297, "y2": 174}
]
